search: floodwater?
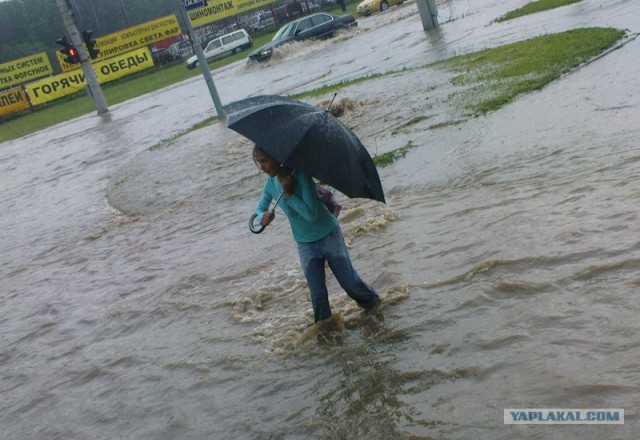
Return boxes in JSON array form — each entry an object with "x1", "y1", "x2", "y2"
[{"x1": 2, "y1": 0, "x2": 639, "y2": 438}]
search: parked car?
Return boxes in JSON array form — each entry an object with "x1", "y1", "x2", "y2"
[
  {"x1": 244, "y1": 11, "x2": 277, "y2": 33},
  {"x1": 248, "y1": 12, "x2": 357, "y2": 62},
  {"x1": 151, "y1": 47, "x2": 176, "y2": 65},
  {"x1": 169, "y1": 40, "x2": 194, "y2": 60},
  {"x1": 186, "y1": 30, "x2": 253, "y2": 69},
  {"x1": 357, "y1": 0, "x2": 404, "y2": 16}
]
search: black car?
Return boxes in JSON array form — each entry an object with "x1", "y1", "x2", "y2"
[
  {"x1": 151, "y1": 48, "x2": 176, "y2": 65},
  {"x1": 248, "y1": 12, "x2": 357, "y2": 62}
]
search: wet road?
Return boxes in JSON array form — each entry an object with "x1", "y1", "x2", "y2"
[{"x1": 2, "y1": 0, "x2": 640, "y2": 438}]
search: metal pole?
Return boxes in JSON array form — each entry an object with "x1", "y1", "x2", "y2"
[
  {"x1": 179, "y1": 3, "x2": 226, "y2": 119},
  {"x1": 416, "y1": 0, "x2": 439, "y2": 30},
  {"x1": 55, "y1": 0, "x2": 108, "y2": 114}
]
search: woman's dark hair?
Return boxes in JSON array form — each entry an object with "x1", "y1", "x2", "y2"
[
  {"x1": 252, "y1": 144, "x2": 268, "y2": 166},
  {"x1": 252, "y1": 144, "x2": 292, "y2": 175}
]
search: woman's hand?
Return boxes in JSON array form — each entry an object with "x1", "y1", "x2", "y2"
[
  {"x1": 260, "y1": 211, "x2": 273, "y2": 226},
  {"x1": 279, "y1": 174, "x2": 295, "y2": 197}
]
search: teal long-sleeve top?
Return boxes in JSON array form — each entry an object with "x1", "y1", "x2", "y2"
[{"x1": 255, "y1": 172, "x2": 338, "y2": 243}]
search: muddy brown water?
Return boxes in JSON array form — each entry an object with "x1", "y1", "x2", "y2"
[{"x1": 2, "y1": 0, "x2": 639, "y2": 438}]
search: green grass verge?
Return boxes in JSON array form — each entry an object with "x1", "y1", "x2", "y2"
[
  {"x1": 148, "y1": 116, "x2": 218, "y2": 151},
  {"x1": 292, "y1": 72, "x2": 386, "y2": 101},
  {"x1": 391, "y1": 115, "x2": 433, "y2": 135},
  {"x1": 496, "y1": 0, "x2": 583, "y2": 23},
  {"x1": 373, "y1": 141, "x2": 416, "y2": 168},
  {"x1": 440, "y1": 27, "x2": 625, "y2": 115}
]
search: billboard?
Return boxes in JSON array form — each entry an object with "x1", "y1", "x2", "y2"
[
  {"x1": 188, "y1": 0, "x2": 277, "y2": 27},
  {"x1": 0, "y1": 52, "x2": 54, "y2": 89},
  {"x1": 55, "y1": 15, "x2": 182, "y2": 71},
  {"x1": 28, "y1": 47, "x2": 155, "y2": 106},
  {"x1": 0, "y1": 87, "x2": 30, "y2": 117}
]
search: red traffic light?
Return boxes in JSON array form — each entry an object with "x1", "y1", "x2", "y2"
[{"x1": 56, "y1": 36, "x2": 80, "y2": 65}]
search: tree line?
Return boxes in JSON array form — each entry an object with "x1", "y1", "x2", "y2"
[{"x1": 0, "y1": 0, "x2": 186, "y2": 64}]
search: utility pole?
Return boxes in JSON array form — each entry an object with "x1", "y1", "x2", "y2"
[
  {"x1": 55, "y1": 0, "x2": 108, "y2": 114},
  {"x1": 416, "y1": 0, "x2": 439, "y2": 30},
  {"x1": 178, "y1": 1, "x2": 226, "y2": 119}
]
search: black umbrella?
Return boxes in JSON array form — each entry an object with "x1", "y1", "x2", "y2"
[{"x1": 224, "y1": 95, "x2": 385, "y2": 204}]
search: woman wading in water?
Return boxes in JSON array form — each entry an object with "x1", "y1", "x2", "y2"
[{"x1": 252, "y1": 145, "x2": 380, "y2": 324}]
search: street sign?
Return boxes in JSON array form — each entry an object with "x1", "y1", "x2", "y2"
[{"x1": 182, "y1": 0, "x2": 207, "y2": 11}]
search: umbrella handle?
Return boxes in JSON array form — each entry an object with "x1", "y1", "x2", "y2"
[
  {"x1": 249, "y1": 190, "x2": 285, "y2": 234},
  {"x1": 249, "y1": 213, "x2": 267, "y2": 234}
]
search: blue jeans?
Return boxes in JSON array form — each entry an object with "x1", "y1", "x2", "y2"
[{"x1": 296, "y1": 226, "x2": 379, "y2": 322}]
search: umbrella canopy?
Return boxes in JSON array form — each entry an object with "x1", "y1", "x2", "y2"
[{"x1": 224, "y1": 95, "x2": 385, "y2": 203}]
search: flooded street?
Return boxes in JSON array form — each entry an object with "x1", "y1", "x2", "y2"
[{"x1": 2, "y1": 0, "x2": 639, "y2": 438}]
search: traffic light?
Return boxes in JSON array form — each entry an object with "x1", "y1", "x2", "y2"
[
  {"x1": 82, "y1": 30, "x2": 100, "y2": 60},
  {"x1": 56, "y1": 36, "x2": 80, "y2": 64}
]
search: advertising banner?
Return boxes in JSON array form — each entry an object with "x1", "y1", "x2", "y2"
[
  {"x1": 188, "y1": 0, "x2": 277, "y2": 28},
  {"x1": 0, "y1": 52, "x2": 54, "y2": 89},
  {"x1": 56, "y1": 15, "x2": 182, "y2": 71},
  {"x1": 0, "y1": 87, "x2": 30, "y2": 117},
  {"x1": 28, "y1": 47, "x2": 155, "y2": 106}
]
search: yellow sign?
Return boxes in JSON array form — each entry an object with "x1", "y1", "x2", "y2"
[
  {"x1": 97, "y1": 15, "x2": 182, "y2": 59},
  {"x1": 0, "y1": 52, "x2": 54, "y2": 89},
  {"x1": 28, "y1": 47, "x2": 155, "y2": 106},
  {"x1": 57, "y1": 57, "x2": 81, "y2": 73},
  {"x1": 93, "y1": 47, "x2": 155, "y2": 82},
  {"x1": 56, "y1": 15, "x2": 181, "y2": 71},
  {"x1": 188, "y1": 0, "x2": 277, "y2": 27},
  {"x1": 0, "y1": 87, "x2": 30, "y2": 117}
]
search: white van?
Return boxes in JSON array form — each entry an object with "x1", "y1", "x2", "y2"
[{"x1": 186, "y1": 29, "x2": 252, "y2": 69}]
